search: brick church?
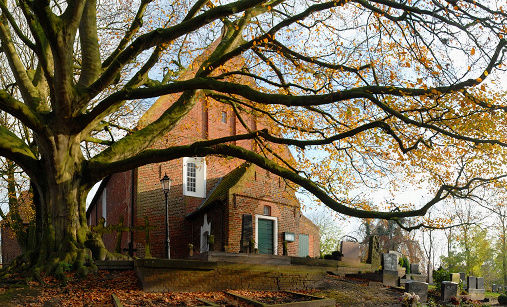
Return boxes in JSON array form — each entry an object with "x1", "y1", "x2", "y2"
[{"x1": 86, "y1": 42, "x2": 320, "y2": 260}]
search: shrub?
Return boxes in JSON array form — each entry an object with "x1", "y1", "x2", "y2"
[
  {"x1": 499, "y1": 294, "x2": 507, "y2": 305},
  {"x1": 433, "y1": 267, "x2": 450, "y2": 290},
  {"x1": 399, "y1": 256, "x2": 411, "y2": 274}
]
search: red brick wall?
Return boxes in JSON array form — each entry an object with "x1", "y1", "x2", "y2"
[
  {"x1": 1, "y1": 227, "x2": 22, "y2": 264},
  {"x1": 89, "y1": 42, "x2": 320, "y2": 259},
  {"x1": 225, "y1": 165, "x2": 319, "y2": 257},
  {"x1": 300, "y1": 215, "x2": 320, "y2": 258},
  {"x1": 88, "y1": 170, "x2": 134, "y2": 254}
]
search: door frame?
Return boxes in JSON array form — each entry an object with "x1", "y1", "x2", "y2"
[{"x1": 254, "y1": 215, "x2": 278, "y2": 255}]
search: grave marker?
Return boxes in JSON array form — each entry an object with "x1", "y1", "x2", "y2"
[
  {"x1": 341, "y1": 241, "x2": 361, "y2": 264},
  {"x1": 467, "y1": 276, "x2": 477, "y2": 291},
  {"x1": 405, "y1": 281, "x2": 428, "y2": 303},
  {"x1": 441, "y1": 281, "x2": 458, "y2": 302}
]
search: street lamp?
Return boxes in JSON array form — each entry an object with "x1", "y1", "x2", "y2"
[{"x1": 160, "y1": 173, "x2": 172, "y2": 259}]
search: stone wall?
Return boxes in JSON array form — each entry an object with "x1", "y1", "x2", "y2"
[{"x1": 135, "y1": 259, "x2": 329, "y2": 292}]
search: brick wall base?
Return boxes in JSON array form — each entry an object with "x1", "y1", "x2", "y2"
[{"x1": 135, "y1": 258, "x2": 374, "y2": 292}]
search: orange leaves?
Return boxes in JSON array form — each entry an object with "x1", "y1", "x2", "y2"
[{"x1": 470, "y1": 47, "x2": 476, "y2": 56}]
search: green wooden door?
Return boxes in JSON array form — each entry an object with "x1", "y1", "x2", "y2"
[
  {"x1": 299, "y1": 234, "x2": 309, "y2": 257},
  {"x1": 257, "y1": 219, "x2": 274, "y2": 254}
]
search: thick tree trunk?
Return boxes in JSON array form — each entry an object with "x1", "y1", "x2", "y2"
[{"x1": 10, "y1": 134, "x2": 118, "y2": 277}]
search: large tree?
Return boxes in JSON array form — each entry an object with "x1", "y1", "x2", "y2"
[{"x1": 0, "y1": 0, "x2": 505, "y2": 274}]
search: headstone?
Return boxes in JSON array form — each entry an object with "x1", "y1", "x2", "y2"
[
  {"x1": 492, "y1": 283, "x2": 497, "y2": 292},
  {"x1": 388, "y1": 250, "x2": 402, "y2": 261},
  {"x1": 382, "y1": 253, "x2": 398, "y2": 271},
  {"x1": 459, "y1": 272, "x2": 466, "y2": 288},
  {"x1": 411, "y1": 274, "x2": 427, "y2": 282},
  {"x1": 476, "y1": 277, "x2": 484, "y2": 289},
  {"x1": 367, "y1": 235, "x2": 381, "y2": 270},
  {"x1": 382, "y1": 270, "x2": 399, "y2": 287},
  {"x1": 450, "y1": 273, "x2": 460, "y2": 283},
  {"x1": 468, "y1": 289, "x2": 485, "y2": 300},
  {"x1": 405, "y1": 281, "x2": 428, "y2": 303},
  {"x1": 410, "y1": 263, "x2": 420, "y2": 275},
  {"x1": 499, "y1": 285, "x2": 503, "y2": 292},
  {"x1": 441, "y1": 281, "x2": 458, "y2": 302},
  {"x1": 467, "y1": 276, "x2": 477, "y2": 291},
  {"x1": 340, "y1": 241, "x2": 361, "y2": 264}
]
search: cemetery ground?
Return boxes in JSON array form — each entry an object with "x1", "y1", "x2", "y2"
[{"x1": 0, "y1": 270, "x2": 501, "y2": 307}]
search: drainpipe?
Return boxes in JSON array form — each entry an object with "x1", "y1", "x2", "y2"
[{"x1": 129, "y1": 168, "x2": 136, "y2": 257}]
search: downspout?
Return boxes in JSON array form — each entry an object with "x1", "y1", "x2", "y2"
[{"x1": 129, "y1": 168, "x2": 136, "y2": 257}]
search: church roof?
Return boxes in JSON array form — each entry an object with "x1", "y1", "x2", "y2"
[{"x1": 187, "y1": 163, "x2": 250, "y2": 218}]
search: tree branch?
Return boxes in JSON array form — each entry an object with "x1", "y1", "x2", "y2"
[{"x1": 88, "y1": 142, "x2": 501, "y2": 219}]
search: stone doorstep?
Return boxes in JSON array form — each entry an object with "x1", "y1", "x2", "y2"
[{"x1": 225, "y1": 291, "x2": 336, "y2": 307}]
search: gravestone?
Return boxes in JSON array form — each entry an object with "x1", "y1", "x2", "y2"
[
  {"x1": 441, "y1": 281, "x2": 458, "y2": 302},
  {"x1": 382, "y1": 253, "x2": 399, "y2": 287},
  {"x1": 341, "y1": 241, "x2": 361, "y2": 264},
  {"x1": 467, "y1": 276, "x2": 477, "y2": 291},
  {"x1": 382, "y1": 270, "x2": 399, "y2": 287},
  {"x1": 459, "y1": 272, "x2": 466, "y2": 288},
  {"x1": 492, "y1": 283, "x2": 497, "y2": 292},
  {"x1": 382, "y1": 253, "x2": 398, "y2": 271},
  {"x1": 367, "y1": 235, "x2": 381, "y2": 270},
  {"x1": 405, "y1": 281, "x2": 428, "y2": 303},
  {"x1": 388, "y1": 250, "x2": 402, "y2": 261},
  {"x1": 450, "y1": 273, "x2": 460, "y2": 284},
  {"x1": 499, "y1": 285, "x2": 503, "y2": 292},
  {"x1": 476, "y1": 277, "x2": 484, "y2": 289},
  {"x1": 410, "y1": 263, "x2": 420, "y2": 275}
]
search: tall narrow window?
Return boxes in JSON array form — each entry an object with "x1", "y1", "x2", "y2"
[
  {"x1": 187, "y1": 162, "x2": 196, "y2": 192},
  {"x1": 221, "y1": 111, "x2": 227, "y2": 123},
  {"x1": 183, "y1": 157, "x2": 206, "y2": 198}
]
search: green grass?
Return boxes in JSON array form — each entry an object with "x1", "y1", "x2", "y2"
[{"x1": 485, "y1": 291, "x2": 501, "y2": 298}]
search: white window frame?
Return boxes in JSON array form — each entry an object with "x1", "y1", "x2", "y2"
[
  {"x1": 254, "y1": 214, "x2": 278, "y2": 255},
  {"x1": 183, "y1": 157, "x2": 206, "y2": 198}
]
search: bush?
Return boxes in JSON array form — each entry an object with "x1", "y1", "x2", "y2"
[
  {"x1": 498, "y1": 294, "x2": 507, "y2": 305},
  {"x1": 433, "y1": 267, "x2": 450, "y2": 290},
  {"x1": 323, "y1": 251, "x2": 343, "y2": 260},
  {"x1": 398, "y1": 256, "x2": 410, "y2": 274}
]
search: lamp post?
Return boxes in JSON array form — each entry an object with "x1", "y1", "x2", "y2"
[{"x1": 160, "y1": 173, "x2": 172, "y2": 259}]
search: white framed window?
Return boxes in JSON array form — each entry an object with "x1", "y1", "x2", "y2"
[
  {"x1": 183, "y1": 157, "x2": 206, "y2": 198},
  {"x1": 221, "y1": 111, "x2": 227, "y2": 123}
]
